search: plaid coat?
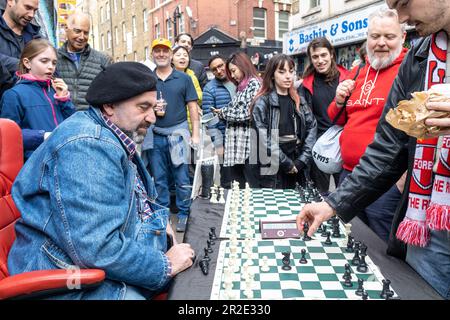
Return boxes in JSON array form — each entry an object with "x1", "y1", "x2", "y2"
[{"x1": 219, "y1": 77, "x2": 261, "y2": 167}]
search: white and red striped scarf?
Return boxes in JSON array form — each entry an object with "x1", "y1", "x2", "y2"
[{"x1": 396, "y1": 31, "x2": 450, "y2": 247}]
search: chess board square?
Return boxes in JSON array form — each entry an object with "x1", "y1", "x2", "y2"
[
  {"x1": 330, "y1": 259, "x2": 350, "y2": 267},
  {"x1": 274, "y1": 246, "x2": 291, "y2": 253},
  {"x1": 279, "y1": 280, "x2": 301, "y2": 290},
  {"x1": 327, "y1": 253, "x2": 346, "y2": 260},
  {"x1": 298, "y1": 273, "x2": 320, "y2": 282},
  {"x1": 306, "y1": 246, "x2": 326, "y2": 253},
  {"x1": 259, "y1": 273, "x2": 281, "y2": 282},
  {"x1": 311, "y1": 259, "x2": 332, "y2": 266},
  {"x1": 317, "y1": 273, "x2": 340, "y2": 282},
  {"x1": 257, "y1": 252, "x2": 276, "y2": 259},
  {"x1": 260, "y1": 290, "x2": 284, "y2": 299},
  {"x1": 260, "y1": 281, "x2": 282, "y2": 290},
  {"x1": 314, "y1": 266, "x2": 335, "y2": 274},
  {"x1": 282, "y1": 289, "x2": 303, "y2": 299},
  {"x1": 302, "y1": 290, "x2": 326, "y2": 299},
  {"x1": 295, "y1": 266, "x2": 316, "y2": 274},
  {"x1": 279, "y1": 273, "x2": 300, "y2": 281},
  {"x1": 300, "y1": 281, "x2": 322, "y2": 290},
  {"x1": 323, "y1": 247, "x2": 343, "y2": 254},
  {"x1": 323, "y1": 290, "x2": 348, "y2": 299},
  {"x1": 309, "y1": 252, "x2": 328, "y2": 260}
]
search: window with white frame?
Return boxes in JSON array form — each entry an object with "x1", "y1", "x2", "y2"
[
  {"x1": 100, "y1": 7, "x2": 104, "y2": 23},
  {"x1": 113, "y1": 0, "x2": 117, "y2": 13},
  {"x1": 132, "y1": 16, "x2": 137, "y2": 36},
  {"x1": 143, "y1": 10, "x2": 148, "y2": 32},
  {"x1": 121, "y1": 0, "x2": 125, "y2": 9},
  {"x1": 155, "y1": 23, "x2": 161, "y2": 39},
  {"x1": 166, "y1": 19, "x2": 173, "y2": 42},
  {"x1": 310, "y1": 0, "x2": 320, "y2": 9},
  {"x1": 253, "y1": 8, "x2": 266, "y2": 39},
  {"x1": 123, "y1": 54, "x2": 127, "y2": 61},
  {"x1": 107, "y1": 31, "x2": 111, "y2": 49},
  {"x1": 179, "y1": 13, "x2": 185, "y2": 34},
  {"x1": 122, "y1": 22, "x2": 126, "y2": 43},
  {"x1": 115, "y1": 26, "x2": 119, "y2": 45},
  {"x1": 277, "y1": 11, "x2": 289, "y2": 40}
]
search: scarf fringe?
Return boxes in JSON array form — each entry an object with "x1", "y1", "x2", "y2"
[
  {"x1": 426, "y1": 203, "x2": 450, "y2": 231},
  {"x1": 396, "y1": 217, "x2": 430, "y2": 247}
]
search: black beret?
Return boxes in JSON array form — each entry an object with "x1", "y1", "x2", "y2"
[{"x1": 86, "y1": 62, "x2": 157, "y2": 106}]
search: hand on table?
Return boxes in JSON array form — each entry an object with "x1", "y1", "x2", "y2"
[{"x1": 166, "y1": 243, "x2": 196, "y2": 276}]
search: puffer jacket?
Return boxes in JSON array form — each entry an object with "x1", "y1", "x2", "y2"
[
  {"x1": 0, "y1": 73, "x2": 76, "y2": 159},
  {"x1": 0, "y1": 10, "x2": 41, "y2": 73},
  {"x1": 202, "y1": 78, "x2": 236, "y2": 148},
  {"x1": 325, "y1": 37, "x2": 432, "y2": 259},
  {"x1": 57, "y1": 42, "x2": 112, "y2": 110},
  {"x1": 252, "y1": 90, "x2": 317, "y2": 175}
]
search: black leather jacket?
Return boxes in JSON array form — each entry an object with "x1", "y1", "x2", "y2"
[
  {"x1": 326, "y1": 37, "x2": 431, "y2": 259},
  {"x1": 252, "y1": 90, "x2": 317, "y2": 175}
]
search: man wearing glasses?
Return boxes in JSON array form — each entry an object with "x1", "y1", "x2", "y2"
[
  {"x1": 201, "y1": 55, "x2": 236, "y2": 188},
  {"x1": 57, "y1": 12, "x2": 112, "y2": 110}
]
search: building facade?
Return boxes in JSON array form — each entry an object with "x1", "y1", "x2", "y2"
[{"x1": 285, "y1": 0, "x2": 419, "y2": 72}]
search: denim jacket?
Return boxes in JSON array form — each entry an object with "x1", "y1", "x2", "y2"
[{"x1": 8, "y1": 107, "x2": 172, "y2": 300}]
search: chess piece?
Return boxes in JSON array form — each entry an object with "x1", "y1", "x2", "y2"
[
  {"x1": 357, "y1": 253, "x2": 368, "y2": 273},
  {"x1": 210, "y1": 227, "x2": 217, "y2": 240},
  {"x1": 362, "y1": 291, "x2": 369, "y2": 300},
  {"x1": 302, "y1": 223, "x2": 312, "y2": 241},
  {"x1": 355, "y1": 278, "x2": 364, "y2": 296},
  {"x1": 299, "y1": 249, "x2": 308, "y2": 264},
  {"x1": 317, "y1": 223, "x2": 323, "y2": 233},
  {"x1": 360, "y1": 243, "x2": 368, "y2": 256},
  {"x1": 210, "y1": 186, "x2": 217, "y2": 203},
  {"x1": 209, "y1": 232, "x2": 215, "y2": 245},
  {"x1": 346, "y1": 235, "x2": 355, "y2": 253},
  {"x1": 206, "y1": 240, "x2": 213, "y2": 253},
  {"x1": 203, "y1": 247, "x2": 211, "y2": 261},
  {"x1": 342, "y1": 263, "x2": 353, "y2": 287},
  {"x1": 321, "y1": 225, "x2": 328, "y2": 237},
  {"x1": 281, "y1": 252, "x2": 292, "y2": 271},
  {"x1": 218, "y1": 187, "x2": 226, "y2": 203},
  {"x1": 199, "y1": 258, "x2": 209, "y2": 275},
  {"x1": 324, "y1": 231, "x2": 332, "y2": 245},
  {"x1": 332, "y1": 222, "x2": 341, "y2": 238},
  {"x1": 380, "y1": 279, "x2": 394, "y2": 299},
  {"x1": 351, "y1": 248, "x2": 360, "y2": 266},
  {"x1": 261, "y1": 256, "x2": 270, "y2": 272}
]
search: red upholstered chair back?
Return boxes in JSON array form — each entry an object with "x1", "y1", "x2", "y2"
[{"x1": 0, "y1": 119, "x2": 23, "y2": 280}]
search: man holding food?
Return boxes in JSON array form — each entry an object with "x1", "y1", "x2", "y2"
[{"x1": 296, "y1": 0, "x2": 450, "y2": 299}]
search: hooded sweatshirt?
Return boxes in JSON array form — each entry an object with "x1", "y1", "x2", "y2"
[
  {"x1": 328, "y1": 47, "x2": 408, "y2": 172},
  {"x1": 0, "y1": 73, "x2": 75, "y2": 159}
]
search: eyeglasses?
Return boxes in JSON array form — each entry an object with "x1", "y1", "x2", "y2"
[{"x1": 211, "y1": 63, "x2": 225, "y2": 73}]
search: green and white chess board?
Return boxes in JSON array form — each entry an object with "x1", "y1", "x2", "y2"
[
  {"x1": 211, "y1": 238, "x2": 397, "y2": 300},
  {"x1": 220, "y1": 188, "x2": 337, "y2": 239}
]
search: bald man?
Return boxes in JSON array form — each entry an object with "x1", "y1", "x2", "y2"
[{"x1": 57, "y1": 12, "x2": 112, "y2": 110}]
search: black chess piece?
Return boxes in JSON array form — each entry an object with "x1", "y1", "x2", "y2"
[
  {"x1": 344, "y1": 263, "x2": 352, "y2": 276},
  {"x1": 360, "y1": 243, "x2": 368, "y2": 256},
  {"x1": 354, "y1": 241, "x2": 361, "y2": 252},
  {"x1": 206, "y1": 240, "x2": 213, "y2": 253},
  {"x1": 380, "y1": 279, "x2": 394, "y2": 299},
  {"x1": 343, "y1": 275, "x2": 353, "y2": 287},
  {"x1": 281, "y1": 252, "x2": 292, "y2": 270},
  {"x1": 346, "y1": 235, "x2": 354, "y2": 253},
  {"x1": 332, "y1": 224, "x2": 341, "y2": 238},
  {"x1": 203, "y1": 248, "x2": 211, "y2": 261},
  {"x1": 210, "y1": 227, "x2": 218, "y2": 240},
  {"x1": 357, "y1": 253, "x2": 368, "y2": 273},
  {"x1": 302, "y1": 223, "x2": 312, "y2": 241},
  {"x1": 351, "y1": 248, "x2": 360, "y2": 266},
  {"x1": 321, "y1": 225, "x2": 328, "y2": 237},
  {"x1": 324, "y1": 231, "x2": 332, "y2": 245},
  {"x1": 317, "y1": 224, "x2": 323, "y2": 233},
  {"x1": 208, "y1": 232, "x2": 216, "y2": 245},
  {"x1": 362, "y1": 291, "x2": 369, "y2": 300},
  {"x1": 355, "y1": 278, "x2": 364, "y2": 296},
  {"x1": 199, "y1": 258, "x2": 209, "y2": 275},
  {"x1": 299, "y1": 249, "x2": 308, "y2": 264}
]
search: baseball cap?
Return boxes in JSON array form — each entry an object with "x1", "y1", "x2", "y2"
[{"x1": 151, "y1": 38, "x2": 172, "y2": 51}]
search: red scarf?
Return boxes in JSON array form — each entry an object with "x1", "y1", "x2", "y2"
[{"x1": 396, "y1": 31, "x2": 450, "y2": 247}]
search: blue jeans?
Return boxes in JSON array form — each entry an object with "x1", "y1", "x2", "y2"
[
  {"x1": 339, "y1": 169, "x2": 401, "y2": 242},
  {"x1": 147, "y1": 134, "x2": 192, "y2": 217},
  {"x1": 406, "y1": 230, "x2": 450, "y2": 299}
]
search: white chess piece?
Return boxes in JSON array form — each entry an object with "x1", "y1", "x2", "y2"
[
  {"x1": 219, "y1": 187, "x2": 225, "y2": 203},
  {"x1": 210, "y1": 187, "x2": 217, "y2": 203},
  {"x1": 261, "y1": 256, "x2": 270, "y2": 272}
]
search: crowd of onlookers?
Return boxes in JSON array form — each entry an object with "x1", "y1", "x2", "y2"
[{"x1": 0, "y1": 0, "x2": 448, "y2": 300}]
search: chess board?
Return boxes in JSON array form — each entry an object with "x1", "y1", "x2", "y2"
[
  {"x1": 211, "y1": 238, "x2": 398, "y2": 300},
  {"x1": 220, "y1": 188, "x2": 338, "y2": 239}
]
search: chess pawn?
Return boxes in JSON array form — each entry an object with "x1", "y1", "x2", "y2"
[
  {"x1": 357, "y1": 253, "x2": 368, "y2": 273},
  {"x1": 210, "y1": 187, "x2": 217, "y2": 203},
  {"x1": 355, "y1": 278, "x2": 365, "y2": 296},
  {"x1": 218, "y1": 187, "x2": 226, "y2": 203}
]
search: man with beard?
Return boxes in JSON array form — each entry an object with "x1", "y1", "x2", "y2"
[
  {"x1": 327, "y1": 8, "x2": 408, "y2": 241},
  {"x1": 202, "y1": 55, "x2": 236, "y2": 188},
  {"x1": 7, "y1": 62, "x2": 196, "y2": 299},
  {"x1": 297, "y1": 1, "x2": 450, "y2": 299},
  {"x1": 0, "y1": 0, "x2": 41, "y2": 73},
  {"x1": 142, "y1": 38, "x2": 199, "y2": 233}
]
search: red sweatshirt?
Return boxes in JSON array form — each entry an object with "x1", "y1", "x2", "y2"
[{"x1": 327, "y1": 47, "x2": 408, "y2": 171}]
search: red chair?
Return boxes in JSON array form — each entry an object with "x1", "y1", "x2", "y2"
[{"x1": 0, "y1": 118, "x2": 105, "y2": 299}]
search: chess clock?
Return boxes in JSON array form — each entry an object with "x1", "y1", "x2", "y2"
[{"x1": 259, "y1": 219, "x2": 300, "y2": 239}]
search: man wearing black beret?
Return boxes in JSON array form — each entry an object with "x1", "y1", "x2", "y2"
[{"x1": 8, "y1": 62, "x2": 196, "y2": 299}]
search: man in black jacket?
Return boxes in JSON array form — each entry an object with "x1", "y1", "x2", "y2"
[{"x1": 297, "y1": 0, "x2": 450, "y2": 299}]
